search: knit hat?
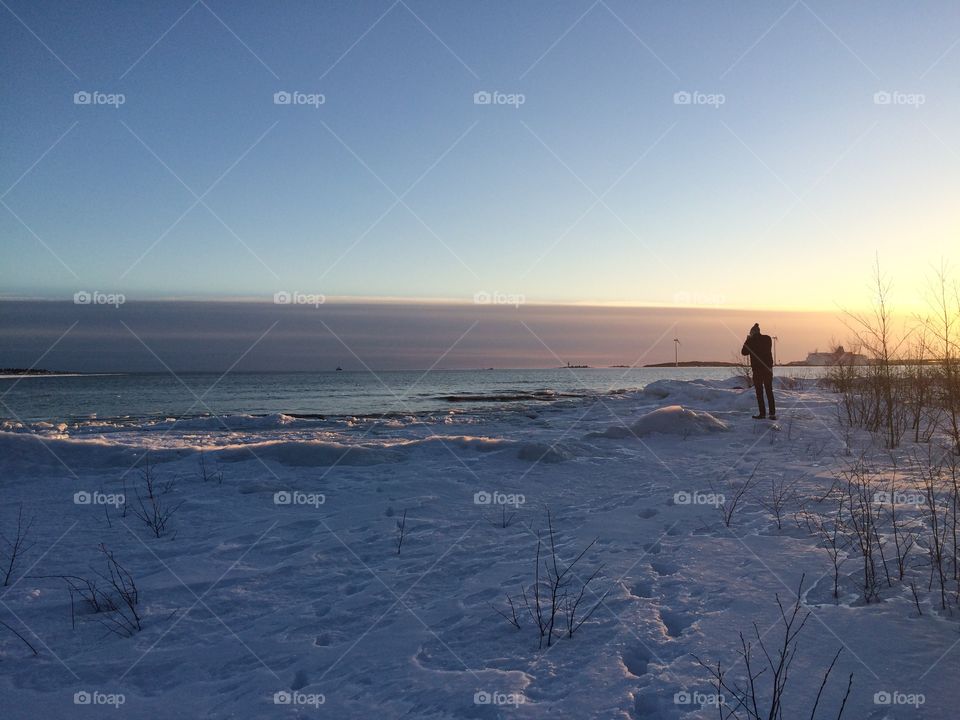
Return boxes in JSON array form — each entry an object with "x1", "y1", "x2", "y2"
[{"x1": 749, "y1": 323, "x2": 761, "y2": 336}]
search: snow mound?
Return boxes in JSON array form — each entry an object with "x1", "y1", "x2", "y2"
[
  {"x1": 413, "y1": 435, "x2": 512, "y2": 452},
  {"x1": 408, "y1": 435, "x2": 573, "y2": 462},
  {"x1": 644, "y1": 377, "x2": 746, "y2": 401},
  {"x1": 591, "y1": 405, "x2": 728, "y2": 438},
  {"x1": 0, "y1": 431, "x2": 182, "y2": 468},
  {"x1": 516, "y1": 441, "x2": 574, "y2": 463},
  {"x1": 643, "y1": 378, "x2": 757, "y2": 410},
  {"x1": 216, "y1": 440, "x2": 402, "y2": 467},
  {"x1": 148, "y1": 412, "x2": 302, "y2": 431}
]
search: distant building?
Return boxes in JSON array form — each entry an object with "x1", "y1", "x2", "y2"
[{"x1": 803, "y1": 346, "x2": 870, "y2": 366}]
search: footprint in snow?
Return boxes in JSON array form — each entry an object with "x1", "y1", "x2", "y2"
[
  {"x1": 340, "y1": 581, "x2": 367, "y2": 596},
  {"x1": 291, "y1": 669, "x2": 310, "y2": 690},
  {"x1": 620, "y1": 644, "x2": 655, "y2": 677},
  {"x1": 628, "y1": 578, "x2": 655, "y2": 599},
  {"x1": 314, "y1": 631, "x2": 347, "y2": 647},
  {"x1": 621, "y1": 641, "x2": 680, "y2": 678},
  {"x1": 633, "y1": 687, "x2": 683, "y2": 718},
  {"x1": 658, "y1": 608, "x2": 695, "y2": 638},
  {"x1": 651, "y1": 560, "x2": 678, "y2": 576}
]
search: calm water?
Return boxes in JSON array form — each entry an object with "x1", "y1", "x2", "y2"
[{"x1": 0, "y1": 367, "x2": 825, "y2": 424}]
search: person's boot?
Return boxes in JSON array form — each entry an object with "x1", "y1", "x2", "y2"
[{"x1": 752, "y1": 413, "x2": 766, "y2": 419}]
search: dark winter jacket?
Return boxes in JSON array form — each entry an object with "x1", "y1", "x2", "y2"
[{"x1": 741, "y1": 334, "x2": 774, "y2": 375}]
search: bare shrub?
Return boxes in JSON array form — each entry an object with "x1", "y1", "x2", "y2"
[
  {"x1": 486, "y1": 505, "x2": 517, "y2": 529},
  {"x1": 34, "y1": 545, "x2": 142, "y2": 636},
  {"x1": 824, "y1": 350, "x2": 862, "y2": 429},
  {"x1": 562, "y1": 562, "x2": 607, "y2": 640},
  {"x1": 878, "y1": 456, "x2": 919, "y2": 582},
  {"x1": 712, "y1": 463, "x2": 761, "y2": 528},
  {"x1": 758, "y1": 474, "x2": 798, "y2": 530},
  {"x1": 916, "y1": 449, "x2": 951, "y2": 609},
  {"x1": 198, "y1": 440, "x2": 223, "y2": 484},
  {"x1": 732, "y1": 352, "x2": 753, "y2": 386},
  {"x1": 1, "y1": 503, "x2": 35, "y2": 586},
  {"x1": 799, "y1": 497, "x2": 850, "y2": 601},
  {"x1": 928, "y1": 264, "x2": 960, "y2": 455},
  {"x1": 503, "y1": 509, "x2": 607, "y2": 647},
  {"x1": 778, "y1": 375, "x2": 808, "y2": 392},
  {"x1": 95, "y1": 544, "x2": 142, "y2": 636},
  {"x1": 904, "y1": 326, "x2": 939, "y2": 444},
  {"x1": 131, "y1": 454, "x2": 183, "y2": 538},
  {"x1": 838, "y1": 259, "x2": 911, "y2": 449},
  {"x1": 694, "y1": 575, "x2": 853, "y2": 719},
  {"x1": 837, "y1": 457, "x2": 883, "y2": 603},
  {"x1": 491, "y1": 594, "x2": 521, "y2": 630}
]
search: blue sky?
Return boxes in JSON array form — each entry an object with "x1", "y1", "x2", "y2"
[{"x1": 2, "y1": 0, "x2": 959, "y2": 312}]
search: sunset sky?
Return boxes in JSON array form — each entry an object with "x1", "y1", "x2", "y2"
[{"x1": 2, "y1": 1, "x2": 958, "y2": 367}]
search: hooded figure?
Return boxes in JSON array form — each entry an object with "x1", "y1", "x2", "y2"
[{"x1": 741, "y1": 323, "x2": 776, "y2": 419}]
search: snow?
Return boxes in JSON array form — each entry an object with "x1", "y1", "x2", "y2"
[
  {"x1": 590, "y1": 405, "x2": 729, "y2": 439},
  {"x1": 0, "y1": 378, "x2": 956, "y2": 718}
]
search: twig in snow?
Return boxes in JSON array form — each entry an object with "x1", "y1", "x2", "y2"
[
  {"x1": 1, "y1": 503, "x2": 35, "y2": 586},
  {"x1": 0, "y1": 617, "x2": 38, "y2": 655},
  {"x1": 396, "y1": 510, "x2": 407, "y2": 555}
]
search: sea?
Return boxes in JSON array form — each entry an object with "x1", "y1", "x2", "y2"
[{"x1": 0, "y1": 367, "x2": 824, "y2": 425}]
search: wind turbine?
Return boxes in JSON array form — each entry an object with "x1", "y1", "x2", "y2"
[{"x1": 673, "y1": 338, "x2": 680, "y2": 367}]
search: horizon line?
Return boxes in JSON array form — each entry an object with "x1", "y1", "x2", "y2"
[{"x1": 0, "y1": 294, "x2": 846, "y2": 314}]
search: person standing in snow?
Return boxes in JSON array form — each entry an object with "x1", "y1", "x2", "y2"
[{"x1": 741, "y1": 323, "x2": 776, "y2": 420}]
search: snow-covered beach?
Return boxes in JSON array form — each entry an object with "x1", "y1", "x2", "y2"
[
  {"x1": 6, "y1": 0, "x2": 959, "y2": 716},
  {"x1": 1, "y1": 376, "x2": 956, "y2": 718}
]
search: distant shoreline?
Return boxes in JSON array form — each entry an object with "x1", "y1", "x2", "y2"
[
  {"x1": 645, "y1": 361, "x2": 833, "y2": 368},
  {"x1": 1, "y1": 365, "x2": 846, "y2": 376},
  {"x1": 643, "y1": 361, "x2": 741, "y2": 368},
  {"x1": 0, "y1": 365, "x2": 818, "y2": 376},
  {"x1": 0, "y1": 369, "x2": 123, "y2": 378}
]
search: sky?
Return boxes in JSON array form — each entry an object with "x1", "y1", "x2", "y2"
[{"x1": 1, "y1": 1, "x2": 958, "y2": 368}]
